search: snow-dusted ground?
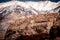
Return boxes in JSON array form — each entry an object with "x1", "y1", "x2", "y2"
[{"x1": 0, "y1": 1, "x2": 60, "y2": 15}]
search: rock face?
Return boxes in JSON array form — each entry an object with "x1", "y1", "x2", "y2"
[
  {"x1": 0, "y1": 13, "x2": 59, "y2": 40},
  {"x1": 0, "y1": 1, "x2": 60, "y2": 40}
]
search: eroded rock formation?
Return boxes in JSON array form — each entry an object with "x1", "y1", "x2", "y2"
[{"x1": 1, "y1": 13, "x2": 59, "y2": 40}]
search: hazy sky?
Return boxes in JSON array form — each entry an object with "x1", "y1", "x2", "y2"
[{"x1": 0, "y1": 0, "x2": 60, "y2": 3}]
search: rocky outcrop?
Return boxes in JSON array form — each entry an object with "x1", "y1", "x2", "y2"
[
  {"x1": 3, "y1": 13, "x2": 59, "y2": 40},
  {"x1": 0, "y1": 1, "x2": 60, "y2": 40}
]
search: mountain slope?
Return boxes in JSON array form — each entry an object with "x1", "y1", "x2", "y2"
[
  {"x1": 0, "y1": 1, "x2": 60, "y2": 40},
  {"x1": 0, "y1": 1, "x2": 60, "y2": 17}
]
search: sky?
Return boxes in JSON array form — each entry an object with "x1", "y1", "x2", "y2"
[{"x1": 0, "y1": 0, "x2": 60, "y2": 3}]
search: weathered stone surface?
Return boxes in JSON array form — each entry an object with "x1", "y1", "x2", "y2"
[{"x1": 0, "y1": 13, "x2": 59, "y2": 40}]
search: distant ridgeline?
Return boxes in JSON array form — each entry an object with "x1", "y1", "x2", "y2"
[{"x1": 0, "y1": 0, "x2": 60, "y2": 3}]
